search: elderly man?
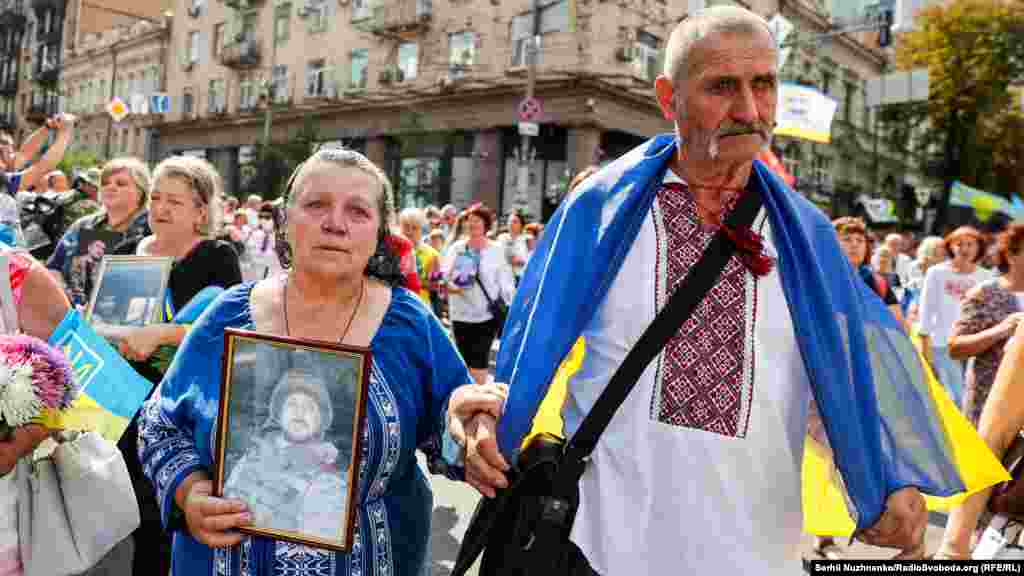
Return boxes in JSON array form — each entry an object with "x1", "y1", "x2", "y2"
[
  {"x1": 875, "y1": 232, "x2": 913, "y2": 287},
  {"x1": 449, "y1": 6, "x2": 992, "y2": 576}
]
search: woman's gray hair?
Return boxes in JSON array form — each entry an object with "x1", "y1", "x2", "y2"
[
  {"x1": 663, "y1": 5, "x2": 776, "y2": 89},
  {"x1": 101, "y1": 157, "x2": 152, "y2": 210},
  {"x1": 917, "y1": 236, "x2": 946, "y2": 263},
  {"x1": 276, "y1": 147, "x2": 404, "y2": 286},
  {"x1": 151, "y1": 155, "x2": 223, "y2": 237}
]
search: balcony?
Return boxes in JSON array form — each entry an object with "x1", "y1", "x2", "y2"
[
  {"x1": 0, "y1": 71, "x2": 17, "y2": 95},
  {"x1": 26, "y1": 92, "x2": 57, "y2": 121},
  {"x1": 219, "y1": 37, "x2": 261, "y2": 69},
  {"x1": 364, "y1": 0, "x2": 431, "y2": 36},
  {"x1": 32, "y1": 51, "x2": 59, "y2": 84},
  {"x1": 0, "y1": 1, "x2": 26, "y2": 30},
  {"x1": 220, "y1": 0, "x2": 264, "y2": 9}
]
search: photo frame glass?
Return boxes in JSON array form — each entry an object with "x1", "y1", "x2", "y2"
[
  {"x1": 215, "y1": 329, "x2": 371, "y2": 551},
  {"x1": 85, "y1": 256, "x2": 174, "y2": 327}
]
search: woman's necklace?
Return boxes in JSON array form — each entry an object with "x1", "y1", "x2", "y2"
[{"x1": 282, "y1": 274, "x2": 366, "y2": 344}]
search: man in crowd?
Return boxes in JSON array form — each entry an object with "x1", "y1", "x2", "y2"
[
  {"x1": 453, "y1": 7, "x2": 985, "y2": 574},
  {"x1": 874, "y1": 232, "x2": 913, "y2": 287},
  {"x1": 440, "y1": 204, "x2": 458, "y2": 236}
]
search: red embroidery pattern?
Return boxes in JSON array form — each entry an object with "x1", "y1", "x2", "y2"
[{"x1": 652, "y1": 182, "x2": 757, "y2": 438}]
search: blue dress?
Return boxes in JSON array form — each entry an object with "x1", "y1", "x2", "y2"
[{"x1": 138, "y1": 281, "x2": 471, "y2": 576}]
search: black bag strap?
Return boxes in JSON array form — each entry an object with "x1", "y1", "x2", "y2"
[
  {"x1": 475, "y1": 273, "x2": 498, "y2": 307},
  {"x1": 558, "y1": 182, "x2": 765, "y2": 484}
]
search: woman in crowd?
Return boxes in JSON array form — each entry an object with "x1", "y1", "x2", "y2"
[
  {"x1": 46, "y1": 157, "x2": 152, "y2": 307},
  {"x1": 919, "y1": 226, "x2": 992, "y2": 408},
  {"x1": 113, "y1": 155, "x2": 242, "y2": 576},
  {"x1": 947, "y1": 223, "x2": 1024, "y2": 427},
  {"x1": 497, "y1": 209, "x2": 529, "y2": 284},
  {"x1": 138, "y1": 147, "x2": 505, "y2": 576},
  {"x1": 446, "y1": 203, "x2": 515, "y2": 385},
  {"x1": 905, "y1": 236, "x2": 947, "y2": 326},
  {"x1": 874, "y1": 245, "x2": 904, "y2": 304},
  {"x1": 241, "y1": 203, "x2": 282, "y2": 282},
  {"x1": 935, "y1": 320, "x2": 1024, "y2": 559},
  {"x1": 399, "y1": 207, "x2": 440, "y2": 307}
]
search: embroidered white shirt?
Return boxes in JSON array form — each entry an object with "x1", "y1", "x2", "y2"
[{"x1": 563, "y1": 171, "x2": 812, "y2": 575}]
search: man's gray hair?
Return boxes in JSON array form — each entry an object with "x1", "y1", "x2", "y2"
[{"x1": 663, "y1": 5, "x2": 775, "y2": 88}]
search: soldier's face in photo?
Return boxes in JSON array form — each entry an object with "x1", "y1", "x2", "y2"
[{"x1": 282, "y1": 391, "x2": 322, "y2": 443}]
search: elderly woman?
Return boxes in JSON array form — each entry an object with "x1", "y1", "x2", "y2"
[
  {"x1": 46, "y1": 157, "x2": 152, "y2": 307},
  {"x1": 137, "y1": 148, "x2": 505, "y2": 576},
  {"x1": 948, "y1": 223, "x2": 1024, "y2": 427},
  {"x1": 108, "y1": 156, "x2": 241, "y2": 576},
  {"x1": 446, "y1": 203, "x2": 515, "y2": 385},
  {"x1": 935, "y1": 321, "x2": 1024, "y2": 559},
  {"x1": 497, "y1": 209, "x2": 529, "y2": 283}
]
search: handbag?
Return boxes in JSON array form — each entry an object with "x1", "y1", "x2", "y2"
[
  {"x1": 452, "y1": 184, "x2": 766, "y2": 576},
  {"x1": 16, "y1": 430, "x2": 141, "y2": 576},
  {"x1": 988, "y1": 432, "x2": 1024, "y2": 518},
  {"x1": 475, "y1": 274, "x2": 508, "y2": 337}
]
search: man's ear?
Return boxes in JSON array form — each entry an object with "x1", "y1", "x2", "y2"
[{"x1": 654, "y1": 76, "x2": 677, "y2": 122}]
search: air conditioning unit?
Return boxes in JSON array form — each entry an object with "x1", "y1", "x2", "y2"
[{"x1": 615, "y1": 46, "x2": 634, "y2": 62}]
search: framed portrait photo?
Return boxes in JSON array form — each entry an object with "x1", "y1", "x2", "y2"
[
  {"x1": 214, "y1": 328, "x2": 371, "y2": 552},
  {"x1": 85, "y1": 256, "x2": 174, "y2": 327}
]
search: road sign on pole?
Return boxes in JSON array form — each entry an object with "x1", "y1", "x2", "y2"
[
  {"x1": 518, "y1": 97, "x2": 542, "y2": 122},
  {"x1": 518, "y1": 122, "x2": 539, "y2": 136}
]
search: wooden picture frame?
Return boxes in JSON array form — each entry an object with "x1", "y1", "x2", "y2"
[
  {"x1": 85, "y1": 255, "x2": 174, "y2": 327},
  {"x1": 213, "y1": 328, "x2": 371, "y2": 552}
]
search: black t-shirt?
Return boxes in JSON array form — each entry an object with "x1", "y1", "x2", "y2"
[{"x1": 116, "y1": 238, "x2": 242, "y2": 312}]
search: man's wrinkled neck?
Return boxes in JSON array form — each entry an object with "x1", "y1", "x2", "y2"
[{"x1": 670, "y1": 145, "x2": 754, "y2": 217}]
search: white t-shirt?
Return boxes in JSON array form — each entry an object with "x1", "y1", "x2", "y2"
[
  {"x1": 563, "y1": 172, "x2": 811, "y2": 575},
  {"x1": 918, "y1": 262, "x2": 992, "y2": 346},
  {"x1": 445, "y1": 240, "x2": 515, "y2": 324}
]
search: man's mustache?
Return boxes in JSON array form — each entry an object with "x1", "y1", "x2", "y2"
[{"x1": 715, "y1": 122, "x2": 774, "y2": 139}]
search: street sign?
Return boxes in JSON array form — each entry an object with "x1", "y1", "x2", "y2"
[
  {"x1": 518, "y1": 97, "x2": 542, "y2": 122},
  {"x1": 106, "y1": 97, "x2": 129, "y2": 122},
  {"x1": 518, "y1": 122, "x2": 539, "y2": 136},
  {"x1": 150, "y1": 93, "x2": 171, "y2": 114}
]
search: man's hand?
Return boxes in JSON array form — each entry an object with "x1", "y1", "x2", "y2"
[
  {"x1": 447, "y1": 382, "x2": 510, "y2": 498},
  {"x1": 859, "y1": 487, "x2": 927, "y2": 559}
]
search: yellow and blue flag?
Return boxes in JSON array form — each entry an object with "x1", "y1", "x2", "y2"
[{"x1": 40, "y1": 309, "x2": 155, "y2": 442}]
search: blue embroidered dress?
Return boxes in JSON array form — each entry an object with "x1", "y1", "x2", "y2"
[{"x1": 139, "y1": 281, "x2": 471, "y2": 576}]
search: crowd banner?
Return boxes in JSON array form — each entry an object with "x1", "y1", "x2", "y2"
[
  {"x1": 774, "y1": 83, "x2": 838, "y2": 144},
  {"x1": 39, "y1": 309, "x2": 155, "y2": 442},
  {"x1": 949, "y1": 181, "x2": 1015, "y2": 223}
]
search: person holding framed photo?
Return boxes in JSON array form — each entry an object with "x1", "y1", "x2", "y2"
[
  {"x1": 47, "y1": 157, "x2": 152, "y2": 308},
  {"x1": 111, "y1": 155, "x2": 242, "y2": 576},
  {"x1": 137, "y1": 147, "x2": 505, "y2": 576}
]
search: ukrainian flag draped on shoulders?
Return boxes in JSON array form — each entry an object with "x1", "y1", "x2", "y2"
[{"x1": 495, "y1": 134, "x2": 1007, "y2": 535}]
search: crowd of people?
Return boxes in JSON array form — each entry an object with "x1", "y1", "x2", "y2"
[{"x1": 0, "y1": 5, "x2": 1019, "y2": 576}]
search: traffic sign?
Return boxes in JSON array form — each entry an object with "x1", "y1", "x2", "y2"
[
  {"x1": 518, "y1": 97, "x2": 542, "y2": 122},
  {"x1": 107, "y1": 97, "x2": 129, "y2": 122},
  {"x1": 518, "y1": 122, "x2": 539, "y2": 136}
]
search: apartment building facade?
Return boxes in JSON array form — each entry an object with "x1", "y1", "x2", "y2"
[{"x1": 62, "y1": 18, "x2": 170, "y2": 160}]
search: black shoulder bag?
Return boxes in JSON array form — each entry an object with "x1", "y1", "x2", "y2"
[
  {"x1": 475, "y1": 274, "x2": 509, "y2": 337},
  {"x1": 452, "y1": 183, "x2": 765, "y2": 576}
]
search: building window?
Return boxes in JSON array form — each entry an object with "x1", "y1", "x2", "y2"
[
  {"x1": 633, "y1": 30, "x2": 660, "y2": 83},
  {"x1": 274, "y1": 6, "x2": 290, "y2": 43},
  {"x1": 449, "y1": 31, "x2": 476, "y2": 72},
  {"x1": 398, "y1": 42, "x2": 417, "y2": 81},
  {"x1": 510, "y1": 14, "x2": 531, "y2": 68},
  {"x1": 305, "y1": 58, "x2": 332, "y2": 97},
  {"x1": 213, "y1": 23, "x2": 225, "y2": 58},
  {"x1": 239, "y1": 76, "x2": 257, "y2": 110},
  {"x1": 208, "y1": 79, "x2": 226, "y2": 113},
  {"x1": 188, "y1": 30, "x2": 201, "y2": 64},
  {"x1": 349, "y1": 49, "x2": 367, "y2": 90},
  {"x1": 352, "y1": 0, "x2": 371, "y2": 22},
  {"x1": 272, "y1": 64, "x2": 289, "y2": 102},
  {"x1": 306, "y1": 0, "x2": 329, "y2": 32},
  {"x1": 183, "y1": 89, "x2": 194, "y2": 115}
]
